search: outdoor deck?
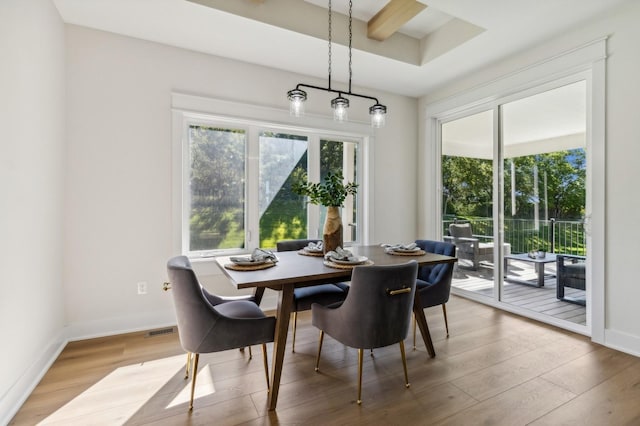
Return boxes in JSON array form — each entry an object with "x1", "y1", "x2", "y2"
[{"x1": 451, "y1": 258, "x2": 586, "y2": 325}]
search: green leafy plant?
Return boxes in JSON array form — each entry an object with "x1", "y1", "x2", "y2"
[{"x1": 292, "y1": 170, "x2": 358, "y2": 207}]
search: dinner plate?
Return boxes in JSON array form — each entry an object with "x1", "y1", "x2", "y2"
[
  {"x1": 331, "y1": 256, "x2": 368, "y2": 265},
  {"x1": 230, "y1": 257, "x2": 269, "y2": 266},
  {"x1": 392, "y1": 247, "x2": 421, "y2": 253}
]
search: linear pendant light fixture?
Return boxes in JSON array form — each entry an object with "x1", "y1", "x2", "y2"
[{"x1": 287, "y1": 0, "x2": 387, "y2": 128}]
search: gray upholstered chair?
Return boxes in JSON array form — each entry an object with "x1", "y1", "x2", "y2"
[
  {"x1": 276, "y1": 239, "x2": 349, "y2": 352},
  {"x1": 311, "y1": 261, "x2": 418, "y2": 404},
  {"x1": 556, "y1": 254, "x2": 586, "y2": 305},
  {"x1": 412, "y1": 240, "x2": 456, "y2": 347},
  {"x1": 166, "y1": 256, "x2": 276, "y2": 411},
  {"x1": 446, "y1": 223, "x2": 494, "y2": 270}
]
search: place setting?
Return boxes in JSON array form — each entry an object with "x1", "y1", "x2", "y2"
[
  {"x1": 381, "y1": 242, "x2": 426, "y2": 256},
  {"x1": 323, "y1": 246, "x2": 373, "y2": 269},
  {"x1": 297, "y1": 240, "x2": 325, "y2": 257},
  {"x1": 224, "y1": 248, "x2": 279, "y2": 271}
]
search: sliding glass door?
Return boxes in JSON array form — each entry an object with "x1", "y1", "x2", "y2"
[{"x1": 442, "y1": 79, "x2": 588, "y2": 328}]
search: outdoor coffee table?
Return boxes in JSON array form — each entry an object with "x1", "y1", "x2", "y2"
[{"x1": 504, "y1": 253, "x2": 557, "y2": 287}]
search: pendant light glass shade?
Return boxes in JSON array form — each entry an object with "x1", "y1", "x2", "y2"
[
  {"x1": 331, "y1": 96, "x2": 349, "y2": 122},
  {"x1": 369, "y1": 103, "x2": 387, "y2": 128},
  {"x1": 287, "y1": 89, "x2": 307, "y2": 117}
]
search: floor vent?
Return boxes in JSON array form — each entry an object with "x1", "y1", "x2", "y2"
[{"x1": 145, "y1": 327, "x2": 176, "y2": 338}]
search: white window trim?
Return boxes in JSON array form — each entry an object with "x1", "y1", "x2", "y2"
[{"x1": 171, "y1": 92, "x2": 375, "y2": 258}]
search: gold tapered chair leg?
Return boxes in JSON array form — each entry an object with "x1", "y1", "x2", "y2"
[
  {"x1": 292, "y1": 311, "x2": 298, "y2": 352},
  {"x1": 399, "y1": 341, "x2": 410, "y2": 388},
  {"x1": 261, "y1": 343, "x2": 270, "y2": 391},
  {"x1": 189, "y1": 353, "x2": 199, "y2": 411},
  {"x1": 185, "y1": 352, "x2": 192, "y2": 379},
  {"x1": 412, "y1": 314, "x2": 417, "y2": 350},
  {"x1": 248, "y1": 345, "x2": 253, "y2": 359},
  {"x1": 315, "y1": 330, "x2": 324, "y2": 372},
  {"x1": 442, "y1": 304, "x2": 449, "y2": 337},
  {"x1": 357, "y1": 348, "x2": 364, "y2": 405}
]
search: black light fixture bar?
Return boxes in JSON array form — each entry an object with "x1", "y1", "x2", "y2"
[{"x1": 292, "y1": 83, "x2": 382, "y2": 105}]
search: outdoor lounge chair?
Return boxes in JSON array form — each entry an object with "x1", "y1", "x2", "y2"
[
  {"x1": 556, "y1": 254, "x2": 586, "y2": 305},
  {"x1": 445, "y1": 223, "x2": 494, "y2": 270}
]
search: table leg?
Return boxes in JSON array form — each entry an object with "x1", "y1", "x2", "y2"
[
  {"x1": 267, "y1": 285, "x2": 294, "y2": 411},
  {"x1": 413, "y1": 291, "x2": 435, "y2": 358},
  {"x1": 537, "y1": 263, "x2": 545, "y2": 287}
]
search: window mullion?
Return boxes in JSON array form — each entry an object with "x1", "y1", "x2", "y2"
[
  {"x1": 307, "y1": 135, "x2": 321, "y2": 239},
  {"x1": 246, "y1": 125, "x2": 260, "y2": 250}
]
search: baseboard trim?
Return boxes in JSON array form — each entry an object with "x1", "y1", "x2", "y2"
[
  {"x1": 0, "y1": 331, "x2": 67, "y2": 425},
  {"x1": 605, "y1": 328, "x2": 640, "y2": 358}
]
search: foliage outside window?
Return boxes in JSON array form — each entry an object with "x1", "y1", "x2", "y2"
[{"x1": 185, "y1": 123, "x2": 360, "y2": 255}]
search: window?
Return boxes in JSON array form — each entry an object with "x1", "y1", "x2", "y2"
[{"x1": 177, "y1": 110, "x2": 363, "y2": 257}]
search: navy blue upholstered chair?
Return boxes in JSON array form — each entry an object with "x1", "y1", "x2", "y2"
[
  {"x1": 167, "y1": 256, "x2": 276, "y2": 411},
  {"x1": 276, "y1": 239, "x2": 350, "y2": 352},
  {"x1": 312, "y1": 261, "x2": 418, "y2": 404},
  {"x1": 413, "y1": 239, "x2": 456, "y2": 347}
]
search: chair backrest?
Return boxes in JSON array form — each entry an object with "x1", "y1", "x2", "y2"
[
  {"x1": 167, "y1": 256, "x2": 220, "y2": 353},
  {"x1": 414, "y1": 240, "x2": 455, "y2": 307},
  {"x1": 415, "y1": 240, "x2": 456, "y2": 284},
  {"x1": 276, "y1": 239, "x2": 319, "y2": 252},
  {"x1": 327, "y1": 261, "x2": 418, "y2": 349},
  {"x1": 449, "y1": 223, "x2": 473, "y2": 238}
]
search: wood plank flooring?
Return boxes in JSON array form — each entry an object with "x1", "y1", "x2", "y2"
[{"x1": 10, "y1": 296, "x2": 640, "y2": 425}]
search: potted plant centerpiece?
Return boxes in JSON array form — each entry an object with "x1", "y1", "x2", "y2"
[{"x1": 292, "y1": 170, "x2": 358, "y2": 254}]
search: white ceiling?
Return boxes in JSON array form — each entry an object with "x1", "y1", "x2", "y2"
[{"x1": 52, "y1": 0, "x2": 627, "y2": 97}]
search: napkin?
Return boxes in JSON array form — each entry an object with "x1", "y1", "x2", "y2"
[
  {"x1": 381, "y1": 242, "x2": 418, "y2": 252},
  {"x1": 306, "y1": 241, "x2": 323, "y2": 251},
  {"x1": 230, "y1": 248, "x2": 278, "y2": 264},
  {"x1": 324, "y1": 246, "x2": 354, "y2": 261}
]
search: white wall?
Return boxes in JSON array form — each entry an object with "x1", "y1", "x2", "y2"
[
  {"x1": 0, "y1": 0, "x2": 67, "y2": 421},
  {"x1": 63, "y1": 25, "x2": 419, "y2": 337},
  {"x1": 420, "y1": 0, "x2": 640, "y2": 355}
]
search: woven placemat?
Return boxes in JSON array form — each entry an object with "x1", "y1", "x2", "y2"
[
  {"x1": 323, "y1": 259, "x2": 374, "y2": 269},
  {"x1": 297, "y1": 249, "x2": 324, "y2": 257},
  {"x1": 224, "y1": 262, "x2": 277, "y2": 271},
  {"x1": 386, "y1": 249, "x2": 426, "y2": 256}
]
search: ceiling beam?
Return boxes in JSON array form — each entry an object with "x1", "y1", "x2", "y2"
[{"x1": 367, "y1": 0, "x2": 427, "y2": 41}]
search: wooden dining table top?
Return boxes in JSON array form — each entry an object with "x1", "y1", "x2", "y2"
[{"x1": 215, "y1": 244, "x2": 458, "y2": 290}]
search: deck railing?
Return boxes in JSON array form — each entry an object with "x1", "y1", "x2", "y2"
[{"x1": 443, "y1": 218, "x2": 586, "y2": 256}]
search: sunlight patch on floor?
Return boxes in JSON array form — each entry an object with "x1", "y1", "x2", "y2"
[{"x1": 39, "y1": 354, "x2": 190, "y2": 424}]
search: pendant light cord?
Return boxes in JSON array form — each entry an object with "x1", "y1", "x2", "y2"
[
  {"x1": 328, "y1": 0, "x2": 332, "y2": 90},
  {"x1": 348, "y1": 0, "x2": 352, "y2": 93}
]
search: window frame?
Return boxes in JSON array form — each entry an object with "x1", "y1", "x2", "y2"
[{"x1": 172, "y1": 93, "x2": 374, "y2": 258}]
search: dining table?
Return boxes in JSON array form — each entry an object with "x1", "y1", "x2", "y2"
[{"x1": 215, "y1": 244, "x2": 457, "y2": 410}]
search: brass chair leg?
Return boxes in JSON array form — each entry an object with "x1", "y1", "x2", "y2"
[
  {"x1": 261, "y1": 343, "x2": 270, "y2": 392},
  {"x1": 292, "y1": 311, "x2": 298, "y2": 353},
  {"x1": 315, "y1": 330, "x2": 324, "y2": 372},
  {"x1": 399, "y1": 341, "x2": 410, "y2": 388},
  {"x1": 185, "y1": 352, "x2": 191, "y2": 379},
  {"x1": 442, "y1": 304, "x2": 449, "y2": 337},
  {"x1": 189, "y1": 353, "x2": 199, "y2": 411},
  {"x1": 357, "y1": 348, "x2": 364, "y2": 405},
  {"x1": 412, "y1": 314, "x2": 417, "y2": 350}
]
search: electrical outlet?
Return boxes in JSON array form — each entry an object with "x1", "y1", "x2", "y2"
[{"x1": 137, "y1": 281, "x2": 148, "y2": 295}]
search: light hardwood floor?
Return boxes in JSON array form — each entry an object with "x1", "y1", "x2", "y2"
[{"x1": 10, "y1": 296, "x2": 640, "y2": 425}]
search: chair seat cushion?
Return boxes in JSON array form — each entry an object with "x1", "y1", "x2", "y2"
[
  {"x1": 214, "y1": 300, "x2": 267, "y2": 319},
  {"x1": 294, "y1": 283, "x2": 349, "y2": 311},
  {"x1": 460, "y1": 242, "x2": 493, "y2": 255},
  {"x1": 563, "y1": 263, "x2": 585, "y2": 279}
]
